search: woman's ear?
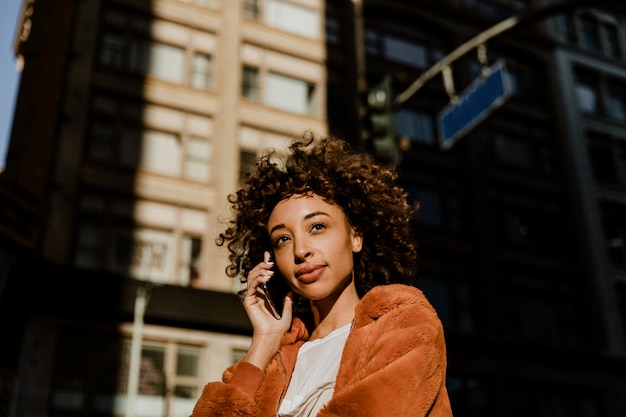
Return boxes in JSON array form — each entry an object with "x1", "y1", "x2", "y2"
[{"x1": 351, "y1": 227, "x2": 363, "y2": 253}]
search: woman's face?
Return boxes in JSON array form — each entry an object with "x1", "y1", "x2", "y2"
[{"x1": 267, "y1": 193, "x2": 363, "y2": 303}]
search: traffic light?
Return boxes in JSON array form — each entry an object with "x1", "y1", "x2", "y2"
[{"x1": 366, "y1": 75, "x2": 399, "y2": 167}]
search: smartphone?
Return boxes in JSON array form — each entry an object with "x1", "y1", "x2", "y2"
[{"x1": 261, "y1": 255, "x2": 290, "y2": 319}]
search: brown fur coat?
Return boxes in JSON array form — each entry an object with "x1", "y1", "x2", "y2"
[{"x1": 190, "y1": 284, "x2": 452, "y2": 417}]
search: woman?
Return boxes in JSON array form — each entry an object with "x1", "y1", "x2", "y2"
[{"x1": 190, "y1": 132, "x2": 452, "y2": 417}]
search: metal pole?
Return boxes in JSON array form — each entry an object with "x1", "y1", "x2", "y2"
[{"x1": 126, "y1": 285, "x2": 149, "y2": 417}]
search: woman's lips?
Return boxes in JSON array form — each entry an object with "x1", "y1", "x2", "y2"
[{"x1": 295, "y1": 265, "x2": 325, "y2": 284}]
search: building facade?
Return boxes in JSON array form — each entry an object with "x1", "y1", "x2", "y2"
[{"x1": 1, "y1": 0, "x2": 626, "y2": 416}]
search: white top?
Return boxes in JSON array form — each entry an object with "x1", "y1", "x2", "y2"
[{"x1": 278, "y1": 323, "x2": 351, "y2": 416}]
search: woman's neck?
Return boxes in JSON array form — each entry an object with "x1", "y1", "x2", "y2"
[{"x1": 308, "y1": 284, "x2": 359, "y2": 341}]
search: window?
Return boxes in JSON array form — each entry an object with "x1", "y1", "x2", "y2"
[
  {"x1": 130, "y1": 41, "x2": 185, "y2": 83},
  {"x1": 383, "y1": 35, "x2": 429, "y2": 69},
  {"x1": 580, "y1": 13, "x2": 601, "y2": 52},
  {"x1": 587, "y1": 131, "x2": 626, "y2": 187},
  {"x1": 574, "y1": 68, "x2": 626, "y2": 123},
  {"x1": 418, "y1": 276, "x2": 474, "y2": 333},
  {"x1": 232, "y1": 348, "x2": 247, "y2": 364},
  {"x1": 325, "y1": 16, "x2": 340, "y2": 44},
  {"x1": 406, "y1": 186, "x2": 464, "y2": 232},
  {"x1": 76, "y1": 213, "x2": 206, "y2": 286},
  {"x1": 477, "y1": 125, "x2": 554, "y2": 174},
  {"x1": 605, "y1": 80, "x2": 626, "y2": 122},
  {"x1": 179, "y1": 235, "x2": 203, "y2": 286},
  {"x1": 99, "y1": 31, "x2": 125, "y2": 67},
  {"x1": 75, "y1": 223, "x2": 104, "y2": 270},
  {"x1": 184, "y1": 136, "x2": 212, "y2": 181},
  {"x1": 191, "y1": 53, "x2": 213, "y2": 90},
  {"x1": 364, "y1": 28, "x2": 380, "y2": 55},
  {"x1": 242, "y1": 66, "x2": 259, "y2": 101},
  {"x1": 243, "y1": 0, "x2": 261, "y2": 20},
  {"x1": 244, "y1": 0, "x2": 320, "y2": 38},
  {"x1": 327, "y1": 85, "x2": 346, "y2": 128},
  {"x1": 87, "y1": 119, "x2": 116, "y2": 160},
  {"x1": 265, "y1": 0, "x2": 320, "y2": 39},
  {"x1": 557, "y1": 11, "x2": 624, "y2": 59},
  {"x1": 239, "y1": 150, "x2": 257, "y2": 180},
  {"x1": 110, "y1": 227, "x2": 174, "y2": 283},
  {"x1": 506, "y1": 64, "x2": 543, "y2": 101},
  {"x1": 139, "y1": 130, "x2": 182, "y2": 176},
  {"x1": 575, "y1": 82, "x2": 599, "y2": 114},
  {"x1": 365, "y1": 28, "x2": 448, "y2": 72},
  {"x1": 87, "y1": 98, "x2": 212, "y2": 180},
  {"x1": 395, "y1": 108, "x2": 435, "y2": 146},
  {"x1": 265, "y1": 72, "x2": 316, "y2": 115},
  {"x1": 51, "y1": 330, "x2": 203, "y2": 417},
  {"x1": 600, "y1": 200, "x2": 626, "y2": 267},
  {"x1": 98, "y1": 20, "x2": 212, "y2": 89},
  {"x1": 194, "y1": 0, "x2": 218, "y2": 8},
  {"x1": 605, "y1": 24, "x2": 621, "y2": 58},
  {"x1": 492, "y1": 200, "x2": 568, "y2": 256}
]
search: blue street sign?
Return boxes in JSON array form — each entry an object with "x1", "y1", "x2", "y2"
[{"x1": 437, "y1": 60, "x2": 512, "y2": 150}]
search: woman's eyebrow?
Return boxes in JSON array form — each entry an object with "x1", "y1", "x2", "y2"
[
  {"x1": 304, "y1": 211, "x2": 329, "y2": 221},
  {"x1": 269, "y1": 211, "x2": 330, "y2": 235}
]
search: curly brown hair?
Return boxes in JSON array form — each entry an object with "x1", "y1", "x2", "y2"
[{"x1": 216, "y1": 131, "x2": 419, "y2": 297}]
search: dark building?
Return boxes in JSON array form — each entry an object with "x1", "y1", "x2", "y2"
[{"x1": 1, "y1": 0, "x2": 626, "y2": 416}]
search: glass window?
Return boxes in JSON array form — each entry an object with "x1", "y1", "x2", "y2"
[
  {"x1": 76, "y1": 223, "x2": 103, "y2": 269},
  {"x1": 110, "y1": 227, "x2": 174, "y2": 282},
  {"x1": 406, "y1": 186, "x2": 464, "y2": 232},
  {"x1": 239, "y1": 150, "x2": 257, "y2": 179},
  {"x1": 266, "y1": 0, "x2": 320, "y2": 39},
  {"x1": 179, "y1": 235, "x2": 203, "y2": 286},
  {"x1": 325, "y1": 16, "x2": 340, "y2": 44},
  {"x1": 176, "y1": 346, "x2": 200, "y2": 377},
  {"x1": 265, "y1": 72, "x2": 315, "y2": 115},
  {"x1": 232, "y1": 348, "x2": 247, "y2": 364},
  {"x1": 52, "y1": 331, "x2": 206, "y2": 417},
  {"x1": 172, "y1": 346, "x2": 202, "y2": 417},
  {"x1": 519, "y1": 295, "x2": 559, "y2": 343},
  {"x1": 88, "y1": 120, "x2": 116, "y2": 160},
  {"x1": 383, "y1": 35, "x2": 428, "y2": 69},
  {"x1": 191, "y1": 53, "x2": 212, "y2": 90},
  {"x1": 243, "y1": 0, "x2": 261, "y2": 20},
  {"x1": 416, "y1": 189, "x2": 443, "y2": 227},
  {"x1": 395, "y1": 108, "x2": 435, "y2": 146},
  {"x1": 99, "y1": 31, "x2": 125, "y2": 67},
  {"x1": 364, "y1": 28, "x2": 380, "y2": 56},
  {"x1": 580, "y1": 14, "x2": 601, "y2": 52},
  {"x1": 417, "y1": 276, "x2": 453, "y2": 328},
  {"x1": 605, "y1": 24, "x2": 621, "y2": 58},
  {"x1": 574, "y1": 83, "x2": 598, "y2": 114},
  {"x1": 242, "y1": 66, "x2": 259, "y2": 100},
  {"x1": 131, "y1": 41, "x2": 185, "y2": 83},
  {"x1": 120, "y1": 127, "x2": 141, "y2": 167},
  {"x1": 588, "y1": 138, "x2": 619, "y2": 185},
  {"x1": 493, "y1": 134, "x2": 533, "y2": 168},
  {"x1": 600, "y1": 201, "x2": 626, "y2": 267},
  {"x1": 417, "y1": 276, "x2": 475, "y2": 333},
  {"x1": 605, "y1": 80, "x2": 626, "y2": 122},
  {"x1": 195, "y1": 0, "x2": 218, "y2": 8},
  {"x1": 184, "y1": 136, "x2": 212, "y2": 181},
  {"x1": 139, "y1": 130, "x2": 181, "y2": 176}
]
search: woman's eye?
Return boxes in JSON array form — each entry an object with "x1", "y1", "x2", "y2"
[
  {"x1": 274, "y1": 235, "x2": 289, "y2": 246},
  {"x1": 311, "y1": 223, "x2": 326, "y2": 232}
]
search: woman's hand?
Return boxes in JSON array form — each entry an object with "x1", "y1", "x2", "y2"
[{"x1": 240, "y1": 251, "x2": 293, "y2": 370}]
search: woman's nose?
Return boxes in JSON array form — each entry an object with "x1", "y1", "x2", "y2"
[{"x1": 293, "y1": 237, "x2": 312, "y2": 264}]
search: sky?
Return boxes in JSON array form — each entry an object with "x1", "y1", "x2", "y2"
[{"x1": 0, "y1": 1, "x2": 22, "y2": 168}]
